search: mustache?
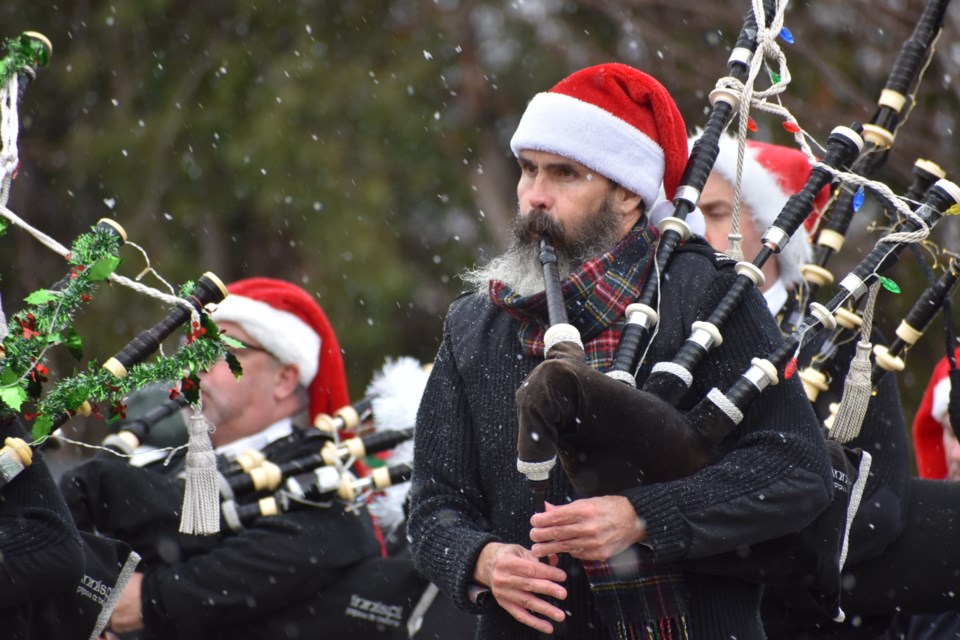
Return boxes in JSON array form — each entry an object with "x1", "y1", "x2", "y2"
[{"x1": 513, "y1": 210, "x2": 567, "y2": 247}]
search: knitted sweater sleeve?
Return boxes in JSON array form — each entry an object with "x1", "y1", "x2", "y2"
[
  {"x1": 0, "y1": 415, "x2": 84, "y2": 606},
  {"x1": 622, "y1": 251, "x2": 833, "y2": 565},
  {"x1": 406, "y1": 308, "x2": 499, "y2": 613},
  {"x1": 140, "y1": 503, "x2": 381, "y2": 636}
]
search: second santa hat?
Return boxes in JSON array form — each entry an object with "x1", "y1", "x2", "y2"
[
  {"x1": 211, "y1": 277, "x2": 349, "y2": 421},
  {"x1": 701, "y1": 134, "x2": 832, "y2": 287}
]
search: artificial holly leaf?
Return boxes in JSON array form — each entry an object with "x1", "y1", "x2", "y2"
[
  {"x1": 0, "y1": 385, "x2": 27, "y2": 411},
  {"x1": 32, "y1": 414, "x2": 54, "y2": 440},
  {"x1": 225, "y1": 351, "x2": 244, "y2": 378},
  {"x1": 63, "y1": 327, "x2": 84, "y2": 360},
  {"x1": 0, "y1": 367, "x2": 19, "y2": 385},
  {"x1": 201, "y1": 314, "x2": 221, "y2": 338},
  {"x1": 220, "y1": 335, "x2": 243, "y2": 349},
  {"x1": 87, "y1": 255, "x2": 122, "y2": 281},
  {"x1": 24, "y1": 289, "x2": 58, "y2": 305}
]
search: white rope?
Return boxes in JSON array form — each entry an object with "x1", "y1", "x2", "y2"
[
  {"x1": 0, "y1": 202, "x2": 200, "y2": 327},
  {"x1": 715, "y1": 0, "x2": 793, "y2": 261},
  {"x1": 0, "y1": 75, "x2": 20, "y2": 210},
  {"x1": 712, "y1": 0, "x2": 924, "y2": 252},
  {"x1": 1, "y1": 76, "x2": 201, "y2": 328}
]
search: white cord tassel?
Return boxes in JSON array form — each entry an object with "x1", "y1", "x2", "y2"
[
  {"x1": 830, "y1": 283, "x2": 881, "y2": 444},
  {"x1": 829, "y1": 341, "x2": 873, "y2": 443},
  {"x1": 179, "y1": 411, "x2": 220, "y2": 534}
]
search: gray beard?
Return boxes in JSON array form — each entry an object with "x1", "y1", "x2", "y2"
[{"x1": 461, "y1": 197, "x2": 624, "y2": 298}]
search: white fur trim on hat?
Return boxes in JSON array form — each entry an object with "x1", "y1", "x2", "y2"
[
  {"x1": 511, "y1": 92, "x2": 665, "y2": 212},
  {"x1": 695, "y1": 133, "x2": 812, "y2": 287},
  {"x1": 212, "y1": 295, "x2": 320, "y2": 387},
  {"x1": 932, "y1": 375, "x2": 952, "y2": 427}
]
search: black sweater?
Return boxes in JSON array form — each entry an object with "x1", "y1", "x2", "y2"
[
  {"x1": 408, "y1": 244, "x2": 834, "y2": 639},
  {"x1": 0, "y1": 414, "x2": 85, "y2": 639}
]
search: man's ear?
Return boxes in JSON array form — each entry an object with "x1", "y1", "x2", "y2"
[
  {"x1": 275, "y1": 363, "x2": 302, "y2": 400},
  {"x1": 616, "y1": 187, "x2": 643, "y2": 217}
]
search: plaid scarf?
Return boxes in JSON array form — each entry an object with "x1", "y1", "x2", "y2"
[
  {"x1": 490, "y1": 224, "x2": 691, "y2": 640},
  {"x1": 489, "y1": 224, "x2": 657, "y2": 370}
]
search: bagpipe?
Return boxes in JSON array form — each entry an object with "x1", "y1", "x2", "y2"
[
  {"x1": 797, "y1": 158, "x2": 949, "y2": 407},
  {"x1": 781, "y1": 0, "x2": 952, "y2": 334},
  {"x1": 62, "y1": 355, "x2": 473, "y2": 639},
  {"x1": 514, "y1": 0, "x2": 958, "y2": 625}
]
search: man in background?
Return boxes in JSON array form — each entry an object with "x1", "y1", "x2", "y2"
[{"x1": 64, "y1": 277, "x2": 383, "y2": 640}]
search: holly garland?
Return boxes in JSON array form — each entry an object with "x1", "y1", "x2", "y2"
[
  {"x1": 0, "y1": 225, "x2": 124, "y2": 414},
  {"x1": 0, "y1": 225, "x2": 241, "y2": 441},
  {"x1": 28, "y1": 311, "x2": 237, "y2": 441},
  {"x1": 0, "y1": 32, "x2": 51, "y2": 88}
]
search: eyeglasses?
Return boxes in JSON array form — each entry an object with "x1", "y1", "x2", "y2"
[{"x1": 226, "y1": 340, "x2": 273, "y2": 358}]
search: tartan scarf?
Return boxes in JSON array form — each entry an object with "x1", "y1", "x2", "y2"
[
  {"x1": 489, "y1": 224, "x2": 691, "y2": 640},
  {"x1": 489, "y1": 224, "x2": 657, "y2": 370}
]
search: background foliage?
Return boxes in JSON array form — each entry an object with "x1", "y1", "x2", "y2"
[{"x1": 3, "y1": 0, "x2": 960, "y2": 459}]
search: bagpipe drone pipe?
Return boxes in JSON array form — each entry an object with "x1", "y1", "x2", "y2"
[
  {"x1": 514, "y1": 0, "x2": 959, "y2": 623},
  {"x1": 795, "y1": 158, "x2": 949, "y2": 411},
  {"x1": 597, "y1": 0, "x2": 782, "y2": 383},
  {"x1": 779, "y1": 0, "x2": 951, "y2": 335},
  {"x1": 60, "y1": 393, "x2": 400, "y2": 568}
]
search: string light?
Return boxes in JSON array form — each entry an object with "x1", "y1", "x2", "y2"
[{"x1": 853, "y1": 186, "x2": 866, "y2": 212}]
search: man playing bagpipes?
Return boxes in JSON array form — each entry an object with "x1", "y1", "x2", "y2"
[
  {"x1": 61, "y1": 277, "x2": 383, "y2": 639},
  {"x1": 406, "y1": 62, "x2": 834, "y2": 640}
]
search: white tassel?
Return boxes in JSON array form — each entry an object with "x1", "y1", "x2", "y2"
[
  {"x1": 829, "y1": 341, "x2": 874, "y2": 444},
  {"x1": 179, "y1": 411, "x2": 220, "y2": 535},
  {"x1": 830, "y1": 282, "x2": 882, "y2": 444}
]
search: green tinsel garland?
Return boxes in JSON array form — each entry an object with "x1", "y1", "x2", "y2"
[
  {"x1": 0, "y1": 32, "x2": 51, "y2": 88},
  {"x1": 30, "y1": 317, "x2": 232, "y2": 440},
  {"x1": 0, "y1": 225, "x2": 237, "y2": 440},
  {"x1": 0, "y1": 225, "x2": 123, "y2": 412}
]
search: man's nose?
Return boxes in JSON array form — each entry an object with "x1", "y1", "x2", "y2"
[{"x1": 525, "y1": 174, "x2": 554, "y2": 210}]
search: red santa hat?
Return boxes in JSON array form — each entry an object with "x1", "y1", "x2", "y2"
[
  {"x1": 210, "y1": 277, "x2": 349, "y2": 421},
  {"x1": 510, "y1": 63, "x2": 688, "y2": 211},
  {"x1": 911, "y1": 348, "x2": 960, "y2": 479},
  {"x1": 698, "y1": 133, "x2": 831, "y2": 287}
]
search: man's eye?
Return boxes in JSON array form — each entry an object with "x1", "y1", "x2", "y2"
[{"x1": 704, "y1": 208, "x2": 731, "y2": 219}]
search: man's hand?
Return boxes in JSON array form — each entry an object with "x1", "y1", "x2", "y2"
[
  {"x1": 108, "y1": 571, "x2": 145, "y2": 633},
  {"x1": 529, "y1": 496, "x2": 647, "y2": 561},
  {"x1": 473, "y1": 541, "x2": 568, "y2": 634}
]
